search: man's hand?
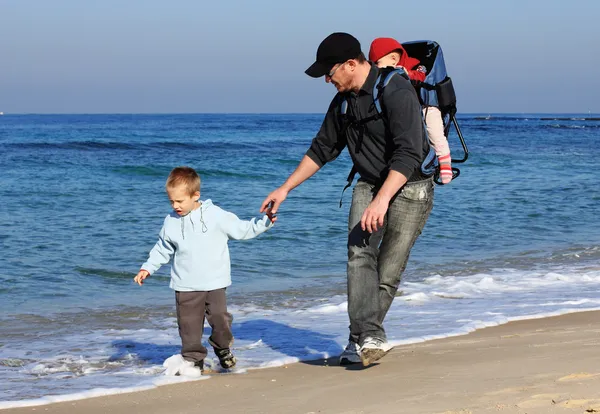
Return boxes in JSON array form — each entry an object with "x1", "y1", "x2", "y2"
[
  {"x1": 260, "y1": 187, "x2": 288, "y2": 216},
  {"x1": 265, "y1": 202, "x2": 278, "y2": 223},
  {"x1": 134, "y1": 270, "x2": 150, "y2": 286},
  {"x1": 360, "y1": 170, "x2": 407, "y2": 232},
  {"x1": 360, "y1": 195, "x2": 390, "y2": 233}
]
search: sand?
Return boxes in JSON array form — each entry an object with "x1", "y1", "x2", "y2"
[{"x1": 4, "y1": 310, "x2": 600, "y2": 414}]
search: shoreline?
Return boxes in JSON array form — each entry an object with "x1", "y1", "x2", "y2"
[{"x1": 4, "y1": 310, "x2": 600, "y2": 413}]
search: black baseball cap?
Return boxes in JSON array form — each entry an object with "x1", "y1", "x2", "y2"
[{"x1": 305, "y1": 32, "x2": 362, "y2": 78}]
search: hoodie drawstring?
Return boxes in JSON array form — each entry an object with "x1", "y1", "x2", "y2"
[
  {"x1": 181, "y1": 205, "x2": 208, "y2": 239},
  {"x1": 200, "y1": 207, "x2": 207, "y2": 233}
]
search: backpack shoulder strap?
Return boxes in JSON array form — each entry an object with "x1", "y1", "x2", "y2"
[
  {"x1": 339, "y1": 67, "x2": 434, "y2": 207},
  {"x1": 340, "y1": 98, "x2": 348, "y2": 115},
  {"x1": 372, "y1": 67, "x2": 409, "y2": 115},
  {"x1": 374, "y1": 67, "x2": 438, "y2": 177}
]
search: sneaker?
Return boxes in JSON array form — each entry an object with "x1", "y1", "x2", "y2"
[
  {"x1": 178, "y1": 359, "x2": 202, "y2": 377},
  {"x1": 360, "y1": 337, "x2": 393, "y2": 366},
  {"x1": 339, "y1": 340, "x2": 361, "y2": 365},
  {"x1": 208, "y1": 338, "x2": 236, "y2": 369}
]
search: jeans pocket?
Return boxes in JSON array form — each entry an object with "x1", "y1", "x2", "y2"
[{"x1": 400, "y1": 181, "x2": 432, "y2": 202}]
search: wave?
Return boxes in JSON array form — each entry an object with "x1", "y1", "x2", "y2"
[
  {"x1": 197, "y1": 169, "x2": 271, "y2": 179},
  {"x1": 540, "y1": 117, "x2": 600, "y2": 121},
  {"x1": 111, "y1": 166, "x2": 171, "y2": 177},
  {"x1": 465, "y1": 115, "x2": 600, "y2": 122},
  {"x1": 5, "y1": 140, "x2": 309, "y2": 154},
  {"x1": 8, "y1": 141, "x2": 138, "y2": 150},
  {"x1": 542, "y1": 124, "x2": 600, "y2": 129},
  {"x1": 75, "y1": 267, "x2": 169, "y2": 282},
  {"x1": 468, "y1": 116, "x2": 531, "y2": 121},
  {"x1": 109, "y1": 166, "x2": 271, "y2": 180},
  {"x1": 6, "y1": 140, "x2": 280, "y2": 152}
]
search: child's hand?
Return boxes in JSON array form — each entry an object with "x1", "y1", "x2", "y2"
[
  {"x1": 134, "y1": 270, "x2": 150, "y2": 286},
  {"x1": 265, "y1": 202, "x2": 277, "y2": 223}
]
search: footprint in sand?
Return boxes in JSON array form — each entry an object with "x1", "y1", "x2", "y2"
[
  {"x1": 553, "y1": 398, "x2": 600, "y2": 410},
  {"x1": 517, "y1": 389, "x2": 600, "y2": 411},
  {"x1": 558, "y1": 372, "x2": 600, "y2": 381},
  {"x1": 485, "y1": 386, "x2": 530, "y2": 396},
  {"x1": 517, "y1": 393, "x2": 566, "y2": 409},
  {"x1": 520, "y1": 396, "x2": 600, "y2": 410}
]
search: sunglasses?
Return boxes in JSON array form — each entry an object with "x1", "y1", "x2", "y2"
[{"x1": 327, "y1": 61, "x2": 347, "y2": 78}]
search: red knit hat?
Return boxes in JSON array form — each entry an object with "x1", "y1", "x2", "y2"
[{"x1": 368, "y1": 37, "x2": 403, "y2": 62}]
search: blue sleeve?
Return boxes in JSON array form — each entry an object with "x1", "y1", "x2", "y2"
[
  {"x1": 220, "y1": 211, "x2": 273, "y2": 240},
  {"x1": 140, "y1": 220, "x2": 175, "y2": 274}
]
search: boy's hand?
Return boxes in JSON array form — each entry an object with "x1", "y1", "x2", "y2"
[
  {"x1": 134, "y1": 270, "x2": 150, "y2": 286},
  {"x1": 265, "y1": 202, "x2": 278, "y2": 223}
]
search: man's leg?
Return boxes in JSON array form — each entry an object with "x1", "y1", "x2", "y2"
[
  {"x1": 378, "y1": 178, "x2": 434, "y2": 322},
  {"x1": 205, "y1": 288, "x2": 236, "y2": 368},
  {"x1": 176, "y1": 291, "x2": 208, "y2": 373},
  {"x1": 347, "y1": 180, "x2": 386, "y2": 345}
]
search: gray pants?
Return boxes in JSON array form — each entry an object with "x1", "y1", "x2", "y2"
[
  {"x1": 347, "y1": 178, "x2": 434, "y2": 345},
  {"x1": 175, "y1": 289, "x2": 233, "y2": 364}
]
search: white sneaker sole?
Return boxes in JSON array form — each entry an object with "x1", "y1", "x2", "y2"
[
  {"x1": 360, "y1": 345, "x2": 393, "y2": 366},
  {"x1": 339, "y1": 354, "x2": 361, "y2": 366},
  {"x1": 360, "y1": 348, "x2": 390, "y2": 366}
]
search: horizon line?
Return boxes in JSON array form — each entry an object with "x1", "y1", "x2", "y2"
[{"x1": 1, "y1": 111, "x2": 599, "y2": 116}]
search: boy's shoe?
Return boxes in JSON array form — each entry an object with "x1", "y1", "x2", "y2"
[
  {"x1": 359, "y1": 337, "x2": 393, "y2": 366},
  {"x1": 214, "y1": 348, "x2": 237, "y2": 369},
  {"x1": 208, "y1": 338, "x2": 236, "y2": 369},
  {"x1": 339, "y1": 340, "x2": 361, "y2": 365},
  {"x1": 164, "y1": 354, "x2": 202, "y2": 377},
  {"x1": 178, "y1": 359, "x2": 202, "y2": 377}
]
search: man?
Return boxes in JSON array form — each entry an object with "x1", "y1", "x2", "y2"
[{"x1": 260, "y1": 32, "x2": 434, "y2": 366}]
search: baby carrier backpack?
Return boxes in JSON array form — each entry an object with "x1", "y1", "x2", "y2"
[
  {"x1": 402, "y1": 40, "x2": 469, "y2": 182},
  {"x1": 338, "y1": 40, "x2": 469, "y2": 205}
]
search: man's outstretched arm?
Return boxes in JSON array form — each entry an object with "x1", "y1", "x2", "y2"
[{"x1": 260, "y1": 155, "x2": 321, "y2": 215}]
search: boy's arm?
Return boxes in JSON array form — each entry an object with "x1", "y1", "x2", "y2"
[
  {"x1": 221, "y1": 210, "x2": 273, "y2": 240},
  {"x1": 140, "y1": 223, "x2": 175, "y2": 275}
]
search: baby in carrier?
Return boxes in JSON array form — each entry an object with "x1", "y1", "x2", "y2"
[{"x1": 369, "y1": 37, "x2": 452, "y2": 184}]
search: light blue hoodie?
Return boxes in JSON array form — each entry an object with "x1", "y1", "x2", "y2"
[{"x1": 141, "y1": 199, "x2": 273, "y2": 291}]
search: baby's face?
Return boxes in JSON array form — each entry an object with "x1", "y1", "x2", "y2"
[{"x1": 376, "y1": 53, "x2": 397, "y2": 68}]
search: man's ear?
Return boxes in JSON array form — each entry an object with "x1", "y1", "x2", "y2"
[
  {"x1": 193, "y1": 191, "x2": 200, "y2": 201},
  {"x1": 347, "y1": 59, "x2": 358, "y2": 71}
]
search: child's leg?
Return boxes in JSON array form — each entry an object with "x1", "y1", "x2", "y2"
[
  {"x1": 423, "y1": 106, "x2": 453, "y2": 184},
  {"x1": 205, "y1": 288, "x2": 233, "y2": 349},
  {"x1": 175, "y1": 291, "x2": 208, "y2": 365},
  {"x1": 205, "y1": 288, "x2": 236, "y2": 368}
]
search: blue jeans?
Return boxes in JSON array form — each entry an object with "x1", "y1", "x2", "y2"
[{"x1": 347, "y1": 178, "x2": 434, "y2": 344}]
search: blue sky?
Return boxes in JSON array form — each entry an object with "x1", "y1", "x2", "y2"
[{"x1": 1, "y1": 0, "x2": 598, "y2": 114}]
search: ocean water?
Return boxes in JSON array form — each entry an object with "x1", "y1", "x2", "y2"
[{"x1": 1, "y1": 113, "x2": 600, "y2": 407}]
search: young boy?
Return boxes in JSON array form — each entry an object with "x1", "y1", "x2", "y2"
[
  {"x1": 134, "y1": 166, "x2": 275, "y2": 377},
  {"x1": 369, "y1": 37, "x2": 453, "y2": 184}
]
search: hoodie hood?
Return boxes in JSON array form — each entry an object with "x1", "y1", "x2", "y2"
[{"x1": 369, "y1": 37, "x2": 422, "y2": 70}]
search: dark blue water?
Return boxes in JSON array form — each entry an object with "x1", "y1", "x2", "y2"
[{"x1": 1, "y1": 113, "x2": 599, "y2": 315}]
